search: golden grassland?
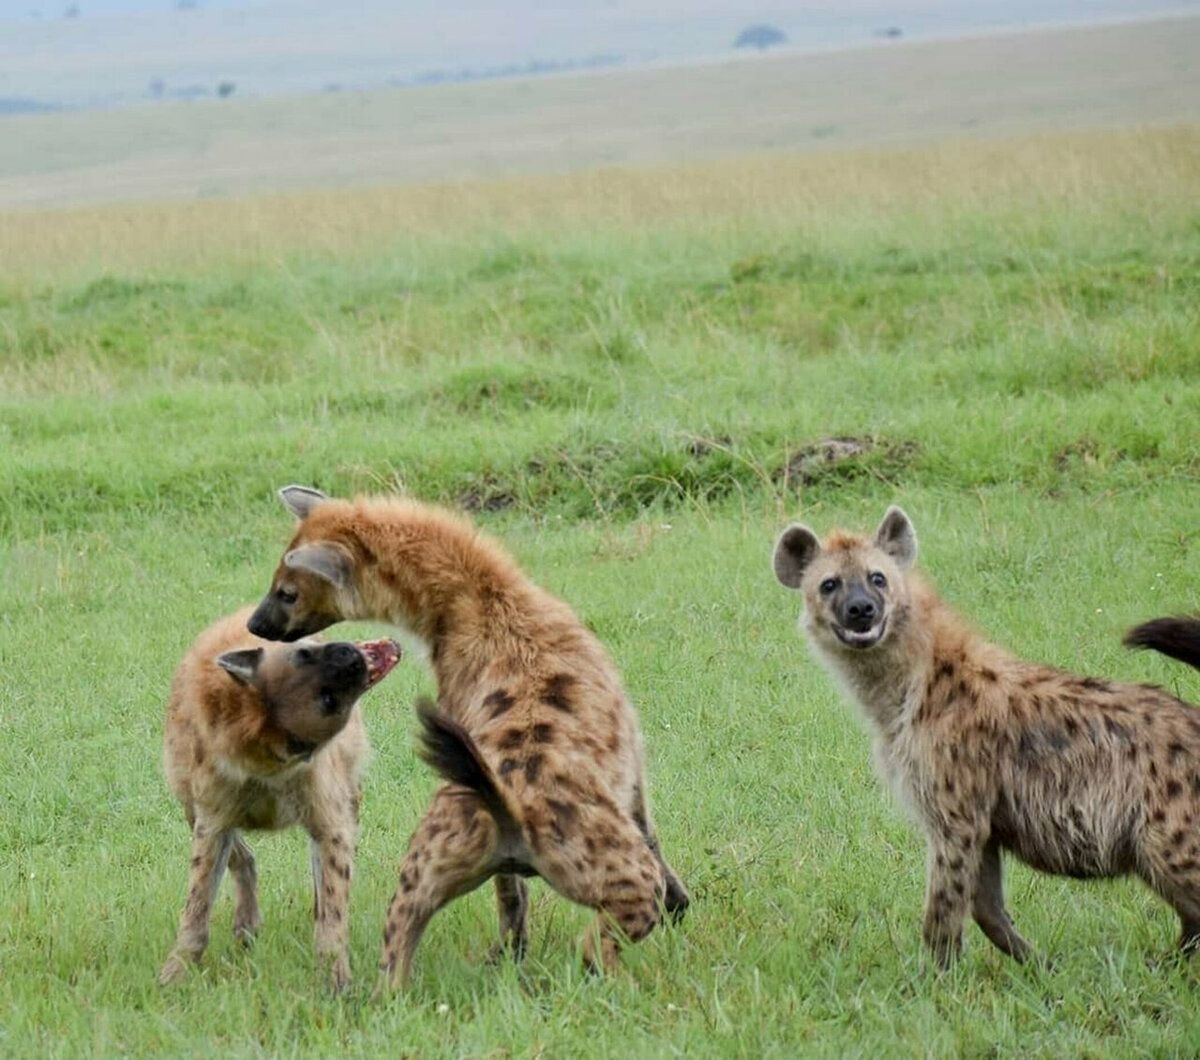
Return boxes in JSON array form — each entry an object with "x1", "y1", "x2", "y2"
[{"x1": 3, "y1": 124, "x2": 1199, "y2": 280}]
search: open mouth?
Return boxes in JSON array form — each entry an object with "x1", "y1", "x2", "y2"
[
  {"x1": 358, "y1": 638, "x2": 402, "y2": 687},
  {"x1": 832, "y1": 617, "x2": 887, "y2": 650}
]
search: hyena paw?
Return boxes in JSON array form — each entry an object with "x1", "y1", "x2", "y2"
[
  {"x1": 233, "y1": 906, "x2": 263, "y2": 946},
  {"x1": 328, "y1": 956, "x2": 351, "y2": 994},
  {"x1": 157, "y1": 953, "x2": 191, "y2": 986}
]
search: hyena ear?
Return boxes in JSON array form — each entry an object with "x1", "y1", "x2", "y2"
[
  {"x1": 216, "y1": 648, "x2": 263, "y2": 687},
  {"x1": 278, "y1": 485, "x2": 328, "y2": 521},
  {"x1": 773, "y1": 523, "x2": 821, "y2": 589},
  {"x1": 874, "y1": 506, "x2": 917, "y2": 568},
  {"x1": 284, "y1": 543, "x2": 352, "y2": 589}
]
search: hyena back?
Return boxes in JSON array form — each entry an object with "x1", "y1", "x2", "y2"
[{"x1": 773, "y1": 507, "x2": 1200, "y2": 967}]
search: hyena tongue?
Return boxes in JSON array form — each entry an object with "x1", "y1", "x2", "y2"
[{"x1": 358, "y1": 639, "x2": 402, "y2": 687}]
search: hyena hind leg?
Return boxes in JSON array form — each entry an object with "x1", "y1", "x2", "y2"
[
  {"x1": 377, "y1": 789, "x2": 500, "y2": 994},
  {"x1": 538, "y1": 816, "x2": 667, "y2": 975},
  {"x1": 972, "y1": 840, "x2": 1032, "y2": 962},
  {"x1": 228, "y1": 832, "x2": 261, "y2": 946},
  {"x1": 486, "y1": 874, "x2": 529, "y2": 963}
]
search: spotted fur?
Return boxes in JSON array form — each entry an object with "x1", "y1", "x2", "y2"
[
  {"x1": 774, "y1": 507, "x2": 1200, "y2": 967},
  {"x1": 249, "y1": 487, "x2": 690, "y2": 990},
  {"x1": 159, "y1": 607, "x2": 398, "y2": 990}
]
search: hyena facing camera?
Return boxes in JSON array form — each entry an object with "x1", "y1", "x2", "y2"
[{"x1": 773, "y1": 508, "x2": 1200, "y2": 967}]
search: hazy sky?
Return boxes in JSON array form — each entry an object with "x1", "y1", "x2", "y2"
[{"x1": 2, "y1": 1, "x2": 1195, "y2": 107}]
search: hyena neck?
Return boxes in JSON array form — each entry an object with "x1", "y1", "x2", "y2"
[{"x1": 336, "y1": 500, "x2": 537, "y2": 655}]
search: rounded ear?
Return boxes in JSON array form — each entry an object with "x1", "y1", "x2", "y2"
[
  {"x1": 279, "y1": 485, "x2": 328, "y2": 521},
  {"x1": 284, "y1": 543, "x2": 351, "y2": 589},
  {"x1": 216, "y1": 648, "x2": 263, "y2": 686},
  {"x1": 874, "y1": 506, "x2": 917, "y2": 569},
  {"x1": 773, "y1": 523, "x2": 821, "y2": 589}
]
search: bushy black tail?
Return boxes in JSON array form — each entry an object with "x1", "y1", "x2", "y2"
[
  {"x1": 415, "y1": 698, "x2": 517, "y2": 827},
  {"x1": 1124, "y1": 616, "x2": 1200, "y2": 672}
]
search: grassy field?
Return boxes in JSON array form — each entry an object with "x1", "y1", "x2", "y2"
[{"x1": 2, "y1": 125, "x2": 1200, "y2": 1057}]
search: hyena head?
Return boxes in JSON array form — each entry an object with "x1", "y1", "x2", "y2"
[
  {"x1": 773, "y1": 506, "x2": 917, "y2": 653},
  {"x1": 216, "y1": 637, "x2": 401, "y2": 758},
  {"x1": 248, "y1": 486, "x2": 359, "y2": 642}
]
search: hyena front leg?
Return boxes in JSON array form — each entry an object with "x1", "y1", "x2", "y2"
[
  {"x1": 922, "y1": 825, "x2": 987, "y2": 970},
  {"x1": 159, "y1": 822, "x2": 234, "y2": 985},
  {"x1": 308, "y1": 821, "x2": 358, "y2": 992},
  {"x1": 486, "y1": 874, "x2": 529, "y2": 963},
  {"x1": 377, "y1": 788, "x2": 500, "y2": 994},
  {"x1": 972, "y1": 839, "x2": 1032, "y2": 962},
  {"x1": 227, "y1": 832, "x2": 261, "y2": 946}
]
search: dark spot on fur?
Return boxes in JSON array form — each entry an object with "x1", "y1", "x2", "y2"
[
  {"x1": 943, "y1": 779, "x2": 956, "y2": 795},
  {"x1": 979, "y1": 667, "x2": 998, "y2": 683},
  {"x1": 541, "y1": 673, "x2": 575, "y2": 712},
  {"x1": 1169, "y1": 742, "x2": 1187, "y2": 762},
  {"x1": 1172, "y1": 829, "x2": 1187, "y2": 846},
  {"x1": 948, "y1": 856, "x2": 963, "y2": 872},
  {"x1": 1064, "y1": 717, "x2": 1079, "y2": 737},
  {"x1": 532, "y1": 723, "x2": 554, "y2": 743},
  {"x1": 547, "y1": 798, "x2": 578, "y2": 841},
  {"x1": 499, "y1": 728, "x2": 526, "y2": 750},
  {"x1": 1079, "y1": 677, "x2": 1111, "y2": 693},
  {"x1": 952, "y1": 880, "x2": 965, "y2": 897},
  {"x1": 935, "y1": 660, "x2": 954, "y2": 681},
  {"x1": 524, "y1": 754, "x2": 543, "y2": 784},
  {"x1": 1167, "y1": 780, "x2": 1184, "y2": 800},
  {"x1": 1153, "y1": 809, "x2": 1167, "y2": 823},
  {"x1": 1150, "y1": 760, "x2": 1159, "y2": 779},
  {"x1": 1180, "y1": 859, "x2": 1198, "y2": 872},
  {"x1": 1104, "y1": 717, "x2": 1130, "y2": 742},
  {"x1": 484, "y1": 689, "x2": 515, "y2": 718}
]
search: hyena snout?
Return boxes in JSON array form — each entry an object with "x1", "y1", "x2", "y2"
[{"x1": 840, "y1": 588, "x2": 879, "y2": 632}]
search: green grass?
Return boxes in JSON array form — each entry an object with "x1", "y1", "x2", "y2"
[{"x1": 1, "y1": 128, "x2": 1200, "y2": 1057}]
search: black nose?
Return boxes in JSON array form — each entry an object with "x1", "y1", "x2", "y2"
[
  {"x1": 247, "y1": 614, "x2": 268, "y2": 638},
  {"x1": 844, "y1": 592, "x2": 877, "y2": 632},
  {"x1": 322, "y1": 643, "x2": 365, "y2": 679}
]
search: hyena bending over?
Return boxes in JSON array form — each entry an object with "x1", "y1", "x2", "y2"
[
  {"x1": 160, "y1": 607, "x2": 400, "y2": 989},
  {"x1": 772, "y1": 507, "x2": 1200, "y2": 967},
  {"x1": 247, "y1": 486, "x2": 689, "y2": 990}
]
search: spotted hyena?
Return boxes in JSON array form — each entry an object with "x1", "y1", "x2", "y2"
[
  {"x1": 247, "y1": 486, "x2": 689, "y2": 990},
  {"x1": 772, "y1": 507, "x2": 1200, "y2": 967},
  {"x1": 160, "y1": 606, "x2": 400, "y2": 990}
]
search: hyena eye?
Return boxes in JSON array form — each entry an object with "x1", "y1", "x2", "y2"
[
  {"x1": 869, "y1": 571, "x2": 887, "y2": 589},
  {"x1": 276, "y1": 586, "x2": 298, "y2": 605},
  {"x1": 819, "y1": 577, "x2": 840, "y2": 596}
]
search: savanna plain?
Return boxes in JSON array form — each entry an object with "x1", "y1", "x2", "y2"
[{"x1": 1, "y1": 125, "x2": 1199, "y2": 1057}]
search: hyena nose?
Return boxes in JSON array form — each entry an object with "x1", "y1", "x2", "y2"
[{"x1": 845, "y1": 596, "x2": 877, "y2": 630}]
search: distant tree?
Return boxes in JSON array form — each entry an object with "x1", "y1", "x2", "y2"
[
  {"x1": 875, "y1": 26, "x2": 903, "y2": 39},
  {"x1": 148, "y1": 77, "x2": 166, "y2": 99},
  {"x1": 734, "y1": 24, "x2": 786, "y2": 50},
  {"x1": 216, "y1": 80, "x2": 236, "y2": 98}
]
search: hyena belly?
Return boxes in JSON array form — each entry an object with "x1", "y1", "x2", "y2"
[{"x1": 994, "y1": 747, "x2": 1143, "y2": 879}]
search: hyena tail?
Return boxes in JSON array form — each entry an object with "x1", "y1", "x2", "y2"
[
  {"x1": 415, "y1": 698, "x2": 520, "y2": 830},
  {"x1": 1124, "y1": 616, "x2": 1200, "y2": 672}
]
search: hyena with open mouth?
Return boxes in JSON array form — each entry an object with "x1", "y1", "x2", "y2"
[
  {"x1": 160, "y1": 606, "x2": 400, "y2": 990},
  {"x1": 248, "y1": 486, "x2": 689, "y2": 991},
  {"x1": 773, "y1": 507, "x2": 1200, "y2": 968}
]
